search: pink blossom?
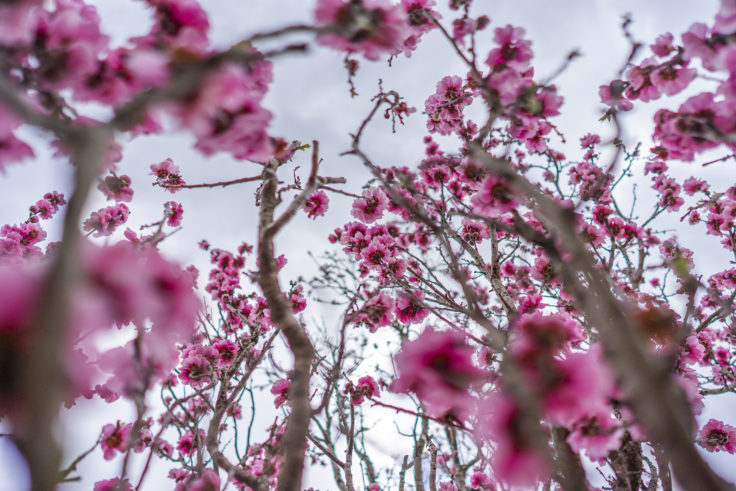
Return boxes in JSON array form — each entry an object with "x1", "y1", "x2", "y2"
[
  {"x1": 650, "y1": 64, "x2": 696, "y2": 96},
  {"x1": 126, "y1": 49, "x2": 170, "y2": 87},
  {"x1": 82, "y1": 203, "x2": 130, "y2": 237},
  {"x1": 487, "y1": 67, "x2": 534, "y2": 106},
  {"x1": 100, "y1": 421, "x2": 132, "y2": 460},
  {"x1": 518, "y1": 293, "x2": 544, "y2": 314},
  {"x1": 625, "y1": 58, "x2": 662, "y2": 102},
  {"x1": 460, "y1": 219, "x2": 490, "y2": 244},
  {"x1": 569, "y1": 160, "x2": 612, "y2": 203},
  {"x1": 486, "y1": 25, "x2": 533, "y2": 71},
  {"x1": 213, "y1": 339, "x2": 238, "y2": 367},
  {"x1": 652, "y1": 174, "x2": 684, "y2": 211},
  {"x1": 303, "y1": 190, "x2": 329, "y2": 218},
  {"x1": 94, "y1": 478, "x2": 132, "y2": 491},
  {"x1": 598, "y1": 80, "x2": 633, "y2": 111},
  {"x1": 512, "y1": 322, "x2": 613, "y2": 429},
  {"x1": 478, "y1": 395, "x2": 549, "y2": 487},
  {"x1": 697, "y1": 419, "x2": 736, "y2": 453},
  {"x1": 471, "y1": 175, "x2": 517, "y2": 217},
  {"x1": 35, "y1": 192, "x2": 66, "y2": 220},
  {"x1": 651, "y1": 32, "x2": 675, "y2": 57},
  {"x1": 170, "y1": 62, "x2": 274, "y2": 162},
  {"x1": 452, "y1": 15, "x2": 488, "y2": 48},
  {"x1": 138, "y1": 0, "x2": 210, "y2": 54},
  {"x1": 97, "y1": 174, "x2": 133, "y2": 202},
  {"x1": 508, "y1": 114, "x2": 552, "y2": 152},
  {"x1": 165, "y1": 201, "x2": 184, "y2": 227},
  {"x1": 715, "y1": 0, "x2": 736, "y2": 34},
  {"x1": 424, "y1": 75, "x2": 472, "y2": 135},
  {"x1": 395, "y1": 290, "x2": 429, "y2": 324},
  {"x1": 356, "y1": 291, "x2": 395, "y2": 331},
  {"x1": 546, "y1": 353, "x2": 613, "y2": 423},
  {"x1": 151, "y1": 158, "x2": 186, "y2": 191},
  {"x1": 80, "y1": 242, "x2": 200, "y2": 397},
  {"x1": 392, "y1": 328, "x2": 485, "y2": 418},
  {"x1": 531, "y1": 255, "x2": 557, "y2": 286},
  {"x1": 0, "y1": 222, "x2": 47, "y2": 263},
  {"x1": 177, "y1": 430, "x2": 204, "y2": 456},
  {"x1": 681, "y1": 335, "x2": 706, "y2": 365},
  {"x1": 683, "y1": 177, "x2": 708, "y2": 195},
  {"x1": 529, "y1": 86, "x2": 563, "y2": 118},
  {"x1": 653, "y1": 92, "x2": 725, "y2": 161},
  {"x1": 178, "y1": 354, "x2": 211, "y2": 386},
  {"x1": 271, "y1": 378, "x2": 290, "y2": 408},
  {"x1": 419, "y1": 159, "x2": 453, "y2": 189},
  {"x1": 398, "y1": 0, "x2": 439, "y2": 56},
  {"x1": 72, "y1": 47, "x2": 167, "y2": 106},
  {"x1": 360, "y1": 235, "x2": 398, "y2": 275},
  {"x1": 675, "y1": 369, "x2": 704, "y2": 415},
  {"x1": 469, "y1": 471, "x2": 494, "y2": 490},
  {"x1": 682, "y1": 23, "x2": 720, "y2": 70},
  {"x1": 580, "y1": 133, "x2": 601, "y2": 148},
  {"x1": 0, "y1": 132, "x2": 35, "y2": 172},
  {"x1": 315, "y1": 0, "x2": 409, "y2": 61},
  {"x1": 644, "y1": 159, "x2": 668, "y2": 174},
  {"x1": 37, "y1": 0, "x2": 110, "y2": 97},
  {"x1": 567, "y1": 411, "x2": 624, "y2": 460},
  {"x1": 176, "y1": 469, "x2": 220, "y2": 491},
  {"x1": 0, "y1": 2, "x2": 42, "y2": 46},
  {"x1": 351, "y1": 187, "x2": 389, "y2": 223},
  {"x1": 345, "y1": 375, "x2": 380, "y2": 404},
  {"x1": 168, "y1": 468, "x2": 190, "y2": 482},
  {"x1": 289, "y1": 284, "x2": 307, "y2": 313}
]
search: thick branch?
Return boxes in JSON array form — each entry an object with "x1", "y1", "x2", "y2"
[
  {"x1": 17, "y1": 127, "x2": 111, "y2": 491},
  {"x1": 257, "y1": 146, "x2": 321, "y2": 491},
  {"x1": 551, "y1": 427, "x2": 587, "y2": 490}
]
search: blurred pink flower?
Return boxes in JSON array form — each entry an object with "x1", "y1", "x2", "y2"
[
  {"x1": 315, "y1": 0, "x2": 408, "y2": 60},
  {"x1": 392, "y1": 328, "x2": 485, "y2": 418}
]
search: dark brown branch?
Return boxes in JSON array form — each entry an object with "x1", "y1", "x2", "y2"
[
  {"x1": 413, "y1": 418, "x2": 428, "y2": 491},
  {"x1": 344, "y1": 404, "x2": 356, "y2": 491},
  {"x1": 398, "y1": 455, "x2": 411, "y2": 491},
  {"x1": 161, "y1": 174, "x2": 263, "y2": 190},
  {"x1": 204, "y1": 332, "x2": 277, "y2": 490},
  {"x1": 551, "y1": 427, "x2": 588, "y2": 490},
  {"x1": 427, "y1": 437, "x2": 438, "y2": 491},
  {"x1": 306, "y1": 433, "x2": 346, "y2": 469},
  {"x1": 256, "y1": 143, "x2": 323, "y2": 491},
  {"x1": 265, "y1": 141, "x2": 322, "y2": 239}
]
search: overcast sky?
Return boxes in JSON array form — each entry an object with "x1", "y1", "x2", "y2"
[{"x1": 2, "y1": 0, "x2": 735, "y2": 489}]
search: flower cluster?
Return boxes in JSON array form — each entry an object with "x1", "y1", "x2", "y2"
[
  {"x1": 392, "y1": 328, "x2": 485, "y2": 418},
  {"x1": 171, "y1": 60, "x2": 275, "y2": 162},
  {"x1": 315, "y1": 0, "x2": 409, "y2": 60},
  {"x1": 150, "y1": 158, "x2": 186, "y2": 191},
  {"x1": 345, "y1": 375, "x2": 380, "y2": 404},
  {"x1": 424, "y1": 75, "x2": 473, "y2": 136},
  {"x1": 303, "y1": 190, "x2": 330, "y2": 219},
  {"x1": 82, "y1": 203, "x2": 130, "y2": 237}
]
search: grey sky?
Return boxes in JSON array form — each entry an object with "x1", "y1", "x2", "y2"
[{"x1": 1, "y1": 0, "x2": 734, "y2": 489}]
